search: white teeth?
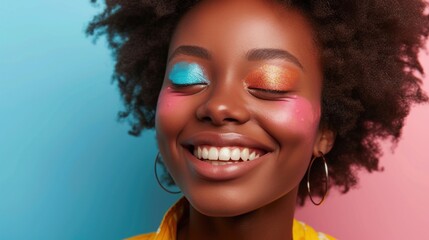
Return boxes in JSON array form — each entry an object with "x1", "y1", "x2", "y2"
[
  {"x1": 197, "y1": 147, "x2": 202, "y2": 159},
  {"x1": 194, "y1": 146, "x2": 262, "y2": 162},
  {"x1": 249, "y1": 152, "x2": 256, "y2": 161},
  {"x1": 231, "y1": 148, "x2": 241, "y2": 160},
  {"x1": 208, "y1": 147, "x2": 218, "y2": 160},
  {"x1": 202, "y1": 148, "x2": 209, "y2": 159},
  {"x1": 241, "y1": 148, "x2": 249, "y2": 161},
  {"x1": 218, "y1": 147, "x2": 231, "y2": 161}
]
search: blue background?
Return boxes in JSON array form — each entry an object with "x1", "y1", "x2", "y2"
[{"x1": 0, "y1": 1, "x2": 180, "y2": 239}]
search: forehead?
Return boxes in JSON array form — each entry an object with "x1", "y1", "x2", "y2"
[{"x1": 169, "y1": 0, "x2": 319, "y2": 65}]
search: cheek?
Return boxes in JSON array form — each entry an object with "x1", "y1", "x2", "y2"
[
  {"x1": 263, "y1": 97, "x2": 321, "y2": 186},
  {"x1": 263, "y1": 97, "x2": 321, "y2": 144},
  {"x1": 155, "y1": 87, "x2": 190, "y2": 143},
  {"x1": 156, "y1": 87, "x2": 180, "y2": 119}
]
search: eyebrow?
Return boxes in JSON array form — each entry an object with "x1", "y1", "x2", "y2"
[
  {"x1": 168, "y1": 45, "x2": 211, "y2": 62},
  {"x1": 246, "y1": 48, "x2": 304, "y2": 70},
  {"x1": 169, "y1": 45, "x2": 303, "y2": 70}
]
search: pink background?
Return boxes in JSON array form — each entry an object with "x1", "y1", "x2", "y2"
[{"x1": 295, "y1": 42, "x2": 429, "y2": 239}]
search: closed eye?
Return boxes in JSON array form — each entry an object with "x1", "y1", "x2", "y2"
[
  {"x1": 247, "y1": 87, "x2": 292, "y2": 100},
  {"x1": 171, "y1": 82, "x2": 208, "y2": 88},
  {"x1": 167, "y1": 61, "x2": 210, "y2": 94},
  {"x1": 248, "y1": 87, "x2": 289, "y2": 94},
  {"x1": 168, "y1": 62, "x2": 209, "y2": 86}
]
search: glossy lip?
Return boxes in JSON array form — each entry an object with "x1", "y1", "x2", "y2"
[
  {"x1": 182, "y1": 132, "x2": 275, "y2": 152},
  {"x1": 184, "y1": 147, "x2": 271, "y2": 181},
  {"x1": 181, "y1": 132, "x2": 275, "y2": 181}
]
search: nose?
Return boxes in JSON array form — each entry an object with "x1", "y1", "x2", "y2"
[{"x1": 196, "y1": 83, "x2": 251, "y2": 126}]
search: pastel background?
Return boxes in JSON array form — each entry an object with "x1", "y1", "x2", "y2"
[
  {"x1": 295, "y1": 46, "x2": 429, "y2": 239},
  {"x1": 0, "y1": 1, "x2": 427, "y2": 239}
]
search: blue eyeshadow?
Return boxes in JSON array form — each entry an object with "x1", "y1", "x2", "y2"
[{"x1": 168, "y1": 62, "x2": 209, "y2": 85}]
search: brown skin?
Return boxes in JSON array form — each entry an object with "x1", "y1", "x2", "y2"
[{"x1": 155, "y1": 0, "x2": 335, "y2": 239}]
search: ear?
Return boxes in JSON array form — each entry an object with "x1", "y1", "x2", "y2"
[{"x1": 313, "y1": 127, "x2": 336, "y2": 156}]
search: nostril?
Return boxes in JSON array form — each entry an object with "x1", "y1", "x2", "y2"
[
  {"x1": 224, "y1": 117, "x2": 238, "y2": 122},
  {"x1": 200, "y1": 116, "x2": 240, "y2": 125},
  {"x1": 201, "y1": 116, "x2": 212, "y2": 122}
]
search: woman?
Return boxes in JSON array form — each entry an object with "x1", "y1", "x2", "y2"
[{"x1": 87, "y1": 0, "x2": 429, "y2": 239}]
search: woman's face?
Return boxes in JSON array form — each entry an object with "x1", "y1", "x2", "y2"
[{"x1": 156, "y1": 0, "x2": 328, "y2": 216}]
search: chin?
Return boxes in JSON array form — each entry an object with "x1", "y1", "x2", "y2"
[
  {"x1": 191, "y1": 199, "x2": 255, "y2": 217},
  {"x1": 184, "y1": 187, "x2": 269, "y2": 217}
]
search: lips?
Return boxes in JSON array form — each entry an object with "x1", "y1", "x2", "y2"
[
  {"x1": 183, "y1": 132, "x2": 272, "y2": 153},
  {"x1": 183, "y1": 132, "x2": 271, "y2": 161},
  {"x1": 181, "y1": 132, "x2": 274, "y2": 180}
]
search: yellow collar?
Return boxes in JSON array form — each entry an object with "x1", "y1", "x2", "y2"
[{"x1": 127, "y1": 197, "x2": 335, "y2": 240}]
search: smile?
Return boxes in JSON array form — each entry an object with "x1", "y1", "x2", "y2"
[
  {"x1": 181, "y1": 132, "x2": 274, "y2": 180},
  {"x1": 193, "y1": 145, "x2": 264, "y2": 165}
]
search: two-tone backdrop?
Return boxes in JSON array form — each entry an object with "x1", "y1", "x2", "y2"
[{"x1": 0, "y1": 1, "x2": 428, "y2": 239}]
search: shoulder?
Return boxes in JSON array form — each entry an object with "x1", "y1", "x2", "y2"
[
  {"x1": 128, "y1": 220, "x2": 336, "y2": 240},
  {"x1": 125, "y1": 197, "x2": 187, "y2": 240},
  {"x1": 293, "y1": 219, "x2": 336, "y2": 240},
  {"x1": 126, "y1": 197, "x2": 336, "y2": 240}
]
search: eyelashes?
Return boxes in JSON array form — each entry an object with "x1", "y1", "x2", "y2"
[
  {"x1": 243, "y1": 65, "x2": 298, "y2": 100},
  {"x1": 244, "y1": 65, "x2": 298, "y2": 93},
  {"x1": 168, "y1": 62, "x2": 209, "y2": 86}
]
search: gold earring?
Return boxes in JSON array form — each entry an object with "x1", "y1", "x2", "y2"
[
  {"x1": 306, "y1": 151, "x2": 329, "y2": 206},
  {"x1": 154, "y1": 153, "x2": 181, "y2": 194}
]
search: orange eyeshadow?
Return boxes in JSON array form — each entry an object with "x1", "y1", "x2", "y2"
[{"x1": 245, "y1": 65, "x2": 299, "y2": 91}]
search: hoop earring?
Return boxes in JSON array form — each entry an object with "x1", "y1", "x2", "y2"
[
  {"x1": 154, "y1": 153, "x2": 181, "y2": 194},
  {"x1": 306, "y1": 151, "x2": 329, "y2": 206}
]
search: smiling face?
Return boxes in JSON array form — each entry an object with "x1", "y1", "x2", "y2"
[{"x1": 155, "y1": 0, "x2": 329, "y2": 216}]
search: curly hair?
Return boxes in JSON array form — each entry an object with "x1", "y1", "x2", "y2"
[{"x1": 86, "y1": 0, "x2": 429, "y2": 205}]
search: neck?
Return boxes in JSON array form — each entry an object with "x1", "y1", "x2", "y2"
[{"x1": 177, "y1": 187, "x2": 298, "y2": 240}]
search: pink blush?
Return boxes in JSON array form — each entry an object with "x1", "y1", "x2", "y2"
[
  {"x1": 156, "y1": 87, "x2": 185, "y2": 117},
  {"x1": 268, "y1": 96, "x2": 321, "y2": 140}
]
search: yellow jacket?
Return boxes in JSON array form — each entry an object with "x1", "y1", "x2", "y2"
[{"x1": 127, "y1": 198, "x2": 335, "y2": 240}]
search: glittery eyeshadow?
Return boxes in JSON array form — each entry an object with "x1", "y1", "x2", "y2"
[
  {"x1": 168, "y1": 62, "x2": 209, "y2": 85},
  {"x1": 245, "y1": 65, "x2": 299, "y2": 91}
]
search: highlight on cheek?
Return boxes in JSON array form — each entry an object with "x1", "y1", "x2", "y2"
[
  {"x1": 245, "y1": 65, "x2": 299, "y2": 92},
  {"x1": 157, "y1": 89, "x2": 181, "y2": 113},
  {"x1": 168, "y1": 62, "x2": 209, "y2": 86},
  {"x1": 269, "y1": 97, "x2": 321, "y2": 140}
]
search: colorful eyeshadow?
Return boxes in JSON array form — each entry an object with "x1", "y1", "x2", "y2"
[
  {"x1": 245, "y1": 65, "x2": 299, "y2": 91},
  {"x1": 168, "y1": 62, "x2": 209, "y2": 85}
]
